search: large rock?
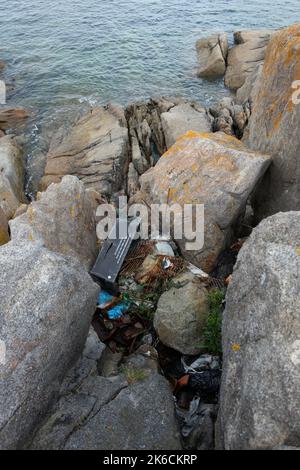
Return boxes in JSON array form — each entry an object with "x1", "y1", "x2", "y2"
[
  {"x1": 216, "y1": 212, "x2": 300, "y2": 450},
  {"x1": 31, "y1": 343, "x2": 181, "y2": 450},
  {"x1": 131, "y1": 132, "x2": 150, "y2": 175},
  {"x1": 161, "y1": 103, "x2": 212, "y2": 149},
  {"x1": 0, "y1": 207, "x2": 9, "y2": 245},
  {"x1": 31, "y1": 374, "x2": 127, "y2": 450},
  {"x1": 127, "y1": 162, "x2": 140, "y2": 199},
  {"x1": 210, "y1": 97, "x2": 250, "y2": 138},
  {"x1": 236, "y1": 64, "x2": 264, "y2": 106},
  {"x1": 154, "y1": 272, "x2": 209, "y2": 355},
  {"x1": 40, "y1": 105, "x2": 129, "y2": 199},
  {"x1": 225, "y1": 29, "x2": 274, "y2": 90},
  {"x1": 126, "y1": 102, "x2": 153, "y2": 165},
  {"x1": 10, "y1": 175, "x2": 98, "y2": 269},
  {"x1": 245, "y1": 23, "x2": 300, "y2": 219},
  {"x1": 0, "y1": 136, "x2": 24, "y2": 219},
  {"x1": 0, "y1": 241, "x2": 99, "y2": 449},
  {"x1": 64, "y1": 373, "x2": 181, "y2": 450},
  {"x1": 126, "y1": 97, "x2": 212, "y2": 163},
  {"x1": 0, "y1": 108, "x2": 29, "y2": 133},
  {"x1": 140, "y1": 131, "x2": 271, "y2": 272},
  {"x1": 196, "y1": 33, "x2": 228, "y2": 79}
]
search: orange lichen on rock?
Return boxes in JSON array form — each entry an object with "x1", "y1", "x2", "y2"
[
  {"x1": 140, "y1": 129, "x2": 270, "y2": 271},
  {"x1": 246, "y1": 22, "x2": 300, "y2": 217},
  {"x1": 253, "y1": 24, "x2": 300, "y2": 136},
  {"x1": 263, "y1": 23, "x2": 300, "y2": 75}
]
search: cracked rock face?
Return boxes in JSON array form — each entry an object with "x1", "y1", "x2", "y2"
[
  {"x1": 236, "y1": 64, "x2": 264, "y2": 107},
  {"x1": 210, "y1": 97, "x2": 250, "y2": 139},
  {"x1": 126, "y1": 97, "x2": 212, "y2": 170},
  {"x1": 161, "y1": 103, "x2": 212, "y2": 149},
  {"x1": 196, "y1": 33, "x2": 228, "y2": 79},
  {"x1": 0, "y1": 241, "x2": 99, "y2": 450},
  {"x1": 40, "y1": 104, "x2": 129, "y2": 200},
  {"x1": 30, "y1": 334, "x2": 182, "y2": 451},
  {"x1": 140, "y1": 131, "x2": 271, "y2": 272},
  {"x1": 216, "y1": 212, "x2": 300, "y2": 450},
  {"x1": 63, "y1": 373, "x2": 181, "y2": 450},
  {"x1": 225, "y1": 29, "x2": 274, "y2": 90}
]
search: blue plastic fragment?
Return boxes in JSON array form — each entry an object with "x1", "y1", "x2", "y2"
[
  {"x1": 97, "y1": 290, "x2": 129, "y2": 320},
  {"x1": 98, "y1": 291, "x2": 113, "y2": 306},
  {"x1": 107, "y1": 302, "x2": 129, "y2": 320}
]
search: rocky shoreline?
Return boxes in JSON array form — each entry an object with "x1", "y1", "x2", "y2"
[{"x1": 0, "y1": 23, "x2": 300, "y2": 450}]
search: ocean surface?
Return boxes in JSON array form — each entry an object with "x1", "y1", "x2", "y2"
[{"x1": 0, "y1": 0, "x2": 299, "y2": 193}]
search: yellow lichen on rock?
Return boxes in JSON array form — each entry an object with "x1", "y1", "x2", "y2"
[
  {"x1": 246, "y1": 22, "x2": 300, "y2": 218},
  {"x1": 140, "y1": 130, "x2": 270, "y2": 271}
]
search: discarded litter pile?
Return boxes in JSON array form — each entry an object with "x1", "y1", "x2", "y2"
[
  {"x1": 91, "y1": 237, "x2": 186, "y2": 354},
  {"x1": 89, "y1": 221, "x2": 238, "y2": 449}
]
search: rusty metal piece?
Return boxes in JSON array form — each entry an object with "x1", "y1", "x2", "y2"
[
  {"x1": 92, "y1": 308, "x2": 150, "y2": 354},
  {"x1": 120, "y1": 240, "x2": 155, "y2": 277},
  {"x1": 202, "y1": 277, "x2": 226, "y2": 290}
]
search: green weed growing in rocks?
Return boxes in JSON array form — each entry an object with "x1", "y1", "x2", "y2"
[
  {"x1": 202, "y1": 288, "x2": 225, "y2": 356},
  {"x1": 124, "y1": 277, "x2": 174, "y2": 322},
  {"x1": 120, "y1": 365, "x2": 148, "y2": 384}
]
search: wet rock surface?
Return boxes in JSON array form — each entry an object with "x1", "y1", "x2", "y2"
[
  {"x1": 40, "y1": 105, "x2": 130, "y2": 200},
  {"x1": 225, "y1": 29, "x2": 274, "y2": 90},
  {"x1": 0, "y1": 108, "x2": 30, "y2": 133},
  {"x1": 196, "y1": 33, "x2": 228, "y2": 79},
  {"x1": 0, "y1": 136, "x2": 24, "y2": 219}
]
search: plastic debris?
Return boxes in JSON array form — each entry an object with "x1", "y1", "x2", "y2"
[
  {"x1": 98, "y1": 291, "x2": 115, "y2": 308},
  {"x1": 107, "y1": 302, "x2": 129, "y2": 320},
  {"x1": 181, "y1": 354, "x2": 221, "y2": 374},
  {"x1": 92, "y1": 298, "x2": 149, "y2": 353},
  {"x1": 135, "y1": 254, "x2": 184, "y2": 285},
  {"x1": 176, "y1": 398, "x2": 216, "y2": 450},
  {"x1": 187, "y1": 263, "x2": 209, "y2": 278},
  {"x1": 188, "y1": 370, "x2": 221, "y2": 402},
  {"x1": 97, "y1": 290, "x2": 129, "y2": 320},
  {"x1": 162, "y1": 257, "x2": 173, "y2": 270},
  {"x1": 154, "y1": 241, "x2": 175, "y2": 257},
  {"x1": 90, "y1": 217, "x2": 141, "y2": 293}
]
